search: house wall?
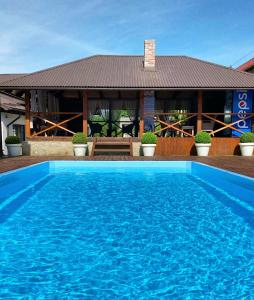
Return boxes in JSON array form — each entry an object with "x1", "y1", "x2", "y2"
[
  {"x1": 22, "y1": 141, "x2": 94, "y2": 156},
  {"x1": 1, "y1": 112, "x2": 25, "y2": 155}
]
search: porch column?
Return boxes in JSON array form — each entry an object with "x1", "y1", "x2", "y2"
[
  {"x1": 139, "y1": 90, "x2": 144, "y2": 136},
  {"x1": 197, "y1": 90, "x2": 203, "y2": 132},
  {"x1": 25, "y1": 91, "x2": 31, "y2": 138},
  {"x1": 82, "y1": 91, "x2": 88, "y2": 135}
]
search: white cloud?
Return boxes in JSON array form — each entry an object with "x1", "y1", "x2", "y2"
[
  {"x1": 0, "y1": 0, "x2": 252, "y2": 72},
  {"x1": 0, "y1": 2, "x2": 111, "y2": 72}
]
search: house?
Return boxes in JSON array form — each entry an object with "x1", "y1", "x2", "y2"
[
  {"x1": 1, "y1": 40, "x2": 254, "y2": 156},
  {"x1": 0, "y1": 74, "x2": 27, "y2": 156},
  {"x1": 237, "y1": 58, "x2": 254, "y2": 73},
  {"x1": 0, "y1": 91, "x2": 25, "y2": 156}
]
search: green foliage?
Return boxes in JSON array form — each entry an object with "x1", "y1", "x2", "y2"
[
  {"x1": 141, "y1": 132, "x2": 157, "y2": 144},
  {"x1": 91, "y1": 115, "x2": 108, "y2": 137},
  {"x1": 195, "y1": 131, "x2": 211, "y2": 144},
  {"x1": 72, "y1": 132, "x2": 87, "y2": 144},
  {"x1": 240, "y1": 132, "x2": 254, "y2": 143},
  {"x1": 91, "y1": 114, "x2": 104, "y2": 122},
  {"x1": 119, "y1": 110, "x2": 129, "y2": 118},
  {"x1": 5, "y1": 136, "x2": 21, "y2": 144},
  {"x1": 169, "y1": 109, "x2": 188, "y2": 124}
]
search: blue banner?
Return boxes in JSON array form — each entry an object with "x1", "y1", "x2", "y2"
[{"x1": 232, "y1": 90, "x2": 253, "y2": 137}]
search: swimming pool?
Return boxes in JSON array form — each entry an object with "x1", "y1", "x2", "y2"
[{"x1": 0, "y1": 161, "x2": 254, "y2": 298}]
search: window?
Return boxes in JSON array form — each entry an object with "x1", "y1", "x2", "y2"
[{"x1": 13, "y1": 124, "x2": 25, "y2": 141}]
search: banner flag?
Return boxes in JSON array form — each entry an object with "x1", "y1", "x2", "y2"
[{"x1": 232, "y1": 90, "x2": 253, "y2": 137}]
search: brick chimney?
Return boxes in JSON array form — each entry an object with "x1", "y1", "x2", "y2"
[{"x1": 144, "y1": 40, "x2": 155, "y2": 69}]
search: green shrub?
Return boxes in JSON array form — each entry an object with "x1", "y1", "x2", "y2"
[
  {"x1": 195, "y1": 131, "x2": 211, "y2": 144},
  {"x1": 5, "y1": 136, "x2": 21, "y2": 144},
  {"x1": 240, "y1": 132, "x2": 254, "y2": 143},
  {"x1": 72, "y1": 132, "x2": 87, "y2": 144},
  {"x1": 141, "y1": 132, "x2": 157, "y2": 144}
]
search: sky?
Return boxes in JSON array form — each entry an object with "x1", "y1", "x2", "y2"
[{"x1": 0, "y1": 0, "x2": 254, "y2": 73}]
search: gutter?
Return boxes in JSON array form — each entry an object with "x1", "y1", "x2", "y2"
[{"x1": 1, "y1": 87, "x2": 254, "y2": 91}]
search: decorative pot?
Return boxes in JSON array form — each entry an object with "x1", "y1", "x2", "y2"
[
  {"x1": 142, "y1": 144, "x2": 156, "y2": 156},
  {"x1": 73, "y1": 144, "x2": 88, "y2": 156},
  {"x1": 195, "y1": 143, "x2": 211, "y2": 157},
  {"x1": 239, "y1": 143, "x2": 254, "y2": 156},
  {"x1": 6, "y1": 144, "x2": 22, "y2": 157}
]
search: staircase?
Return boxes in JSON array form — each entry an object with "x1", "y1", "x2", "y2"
[{"x1": 91, "y1": 138, "x2": 132, "y2": 156}]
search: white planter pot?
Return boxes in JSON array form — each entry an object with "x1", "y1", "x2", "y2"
[
  {"x1": 239, "y1": 143, "x2": 254, "y2": 156},
  {"x1": 142, "y1": 144, "x2": 157, "y2": 156},
  {"x1": 195, "y1": 143, "x2": 211, "y2": 157},
  {"x1": 6, "y1": 144, "x2": 22, "y2": 157},
  {"x1": 73, "y1": 144, "x2": 88, "y2": 156}
]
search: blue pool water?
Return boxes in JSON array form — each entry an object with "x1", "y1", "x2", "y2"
[{"x1": 1, "y1": 161, "x2": 254, "y2": 299}]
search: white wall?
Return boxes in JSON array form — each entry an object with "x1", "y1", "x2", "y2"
[{"x1": 1, "y1": 112, "x2": 25, "y2": 155}]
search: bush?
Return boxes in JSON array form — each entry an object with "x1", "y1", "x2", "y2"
[
  {"x1": 141, "y1": 132, "x2": 157, "y2": 144},
  {"x1": 72, "y1": 132, "x2": 87, "y2": 144},
  {"x1": 5, "y1": 136, "x2": 21, "y2": 144},
  {"x1": 195, "y1": 131, "x2": 211, "y2": 144},
  {"x1": 240, "y1": 132, "x2": 254, "y2": 143}
]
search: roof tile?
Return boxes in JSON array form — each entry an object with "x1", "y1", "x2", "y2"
[{"x1": 1, "y1": 56, "x2": 254, "y2": 89}]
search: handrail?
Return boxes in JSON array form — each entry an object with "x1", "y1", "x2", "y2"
[
  {"x1": 144, "y1": 112, "x2": 254, "y2": 137},
  {"x1": 32, "y1": 113, "x2": 82, "y2": 136},
  {"x1": 202, "y1": 113, "x2": 254, "y2": 136},
  {"x1": 144, "y1": 112, "x2": 196, "y2": 116},
  {"x1": 145, "y1": 112, "x2": 254, "y2": 116},
  {"x1": 31, "y1": 112, "x2": 82, "y2": 116}
]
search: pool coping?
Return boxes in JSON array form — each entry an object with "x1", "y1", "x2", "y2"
[
  {"x1": 1, "y1": 159, "x2": 254, "y2": 183},
  {"x1": 1, "y1": 156, "x2": 254, "y2": 178}
]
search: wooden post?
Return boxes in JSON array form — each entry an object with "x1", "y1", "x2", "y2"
[
  {"x1": 82, "y1": 91, "x2": 88, "y2": 135},
  {"x1": 25, "y1": 91, "x2": 31, "y2": 138},
  {"x1": 139, "y1": 90, "x2": 144, "y2": 137},
  {"x1": 197, "y1": 90, "x2": 203, "y2": 132},
  {"x1": 108, "y1": 100, "x2": 112, "y2": 137},
  {"x1": 0, "y1": 107, "x2": 3, "y2": 157}
]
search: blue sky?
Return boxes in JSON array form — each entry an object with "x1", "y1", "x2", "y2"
[{"x1": 0, "y1": 0, "x2": 254, "y2": 73}]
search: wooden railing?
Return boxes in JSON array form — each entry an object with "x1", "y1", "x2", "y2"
[
  {"x1": 29, "y1": 112, "x2": 138, "y2": 137},
  {"x1": 144, "y1": 112, "x2": 254, "y2": 137},
  {"x1": 30, "y1": 112, "x2": 82, "y2": 136},
  {"x1": 145, "y1": 112, "x2": 197, "y2": 137},
  {"x1": 202, "y1": 113, "x2": 254, "y2": 136},
  {"x1": 28, "y1": 111, "x2": 254, "y2": 138}
]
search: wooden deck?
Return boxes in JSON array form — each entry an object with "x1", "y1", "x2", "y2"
[{"x1": 1, "y1": 156, "x2": 254, "y2": 177}]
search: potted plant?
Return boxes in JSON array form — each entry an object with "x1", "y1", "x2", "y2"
[
  {"x1": 195, "y1": 131, "x2": 211, "y2": 156},
  {"x1": 5, "y1": 136, "x2": 22, "y2": 157},
  {"x1": 141, "y1": 132, "x2": 157, "y2": 156},
  {"x1": 239, "y1": 132, "x2": 254, "y2": 156},
  {"x1": 72, "y1": 132, "x2": 88, "y2": 156}
]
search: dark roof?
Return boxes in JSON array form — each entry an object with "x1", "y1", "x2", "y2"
[
  {"x1": 1, "y1": 55, "x2": 254, "y2": 90},
  {"x1": 237, "y1": 58, "x2": 254, "y2": 72},
  {"x1": 0, "y1": 74, "x2": 27, "y2": 84},
  {"x1": 0, "y1": 92, "x2": 24, "y2": 111}
]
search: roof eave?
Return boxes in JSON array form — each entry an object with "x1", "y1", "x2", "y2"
[{"x1": 1, "y1": 86, "x2": 254, "y2": 90}]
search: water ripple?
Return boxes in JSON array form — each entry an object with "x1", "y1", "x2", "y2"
[{"x1": 0, "y1": 171, "x2": 254, "y2": 299}]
